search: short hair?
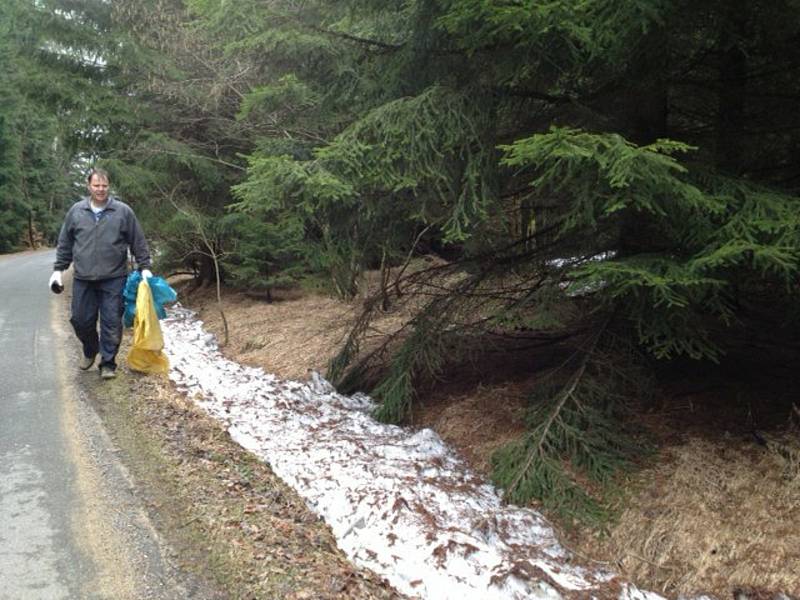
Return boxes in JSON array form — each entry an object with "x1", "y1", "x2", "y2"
[{"x1": 86, "y1": 167, "x2": 110, "y2": 183}]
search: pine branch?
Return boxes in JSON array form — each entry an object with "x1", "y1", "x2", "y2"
[
  {"x1": 306, "y1": 24, "x2": 404, "y2": 51},
  {"x1": 505, "y1": 356, "x2": 587, "y2": 498},
  {"x1": 504, "y1": 323, "x2": 604, "y2": 499},
  {"x1": 493, "y1": 86, "x2": 576, "y2": 105}
]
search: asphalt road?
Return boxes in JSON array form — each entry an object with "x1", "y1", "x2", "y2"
[{"x1": 0, "y1": 250, "x2": 205, "y2": 600}]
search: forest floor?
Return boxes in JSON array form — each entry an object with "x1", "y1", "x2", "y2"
[{"x1": 161, "y1": 275, "x2": 799, "y2": 599}]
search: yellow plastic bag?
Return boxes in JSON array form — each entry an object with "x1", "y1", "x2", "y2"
[{"x1": 127, "y1": 280, "x2": 169, "y2": 374}]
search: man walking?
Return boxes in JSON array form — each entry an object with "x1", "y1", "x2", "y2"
[{"x1": 49, "y1": 168, "x2": 152, "y2": 379}]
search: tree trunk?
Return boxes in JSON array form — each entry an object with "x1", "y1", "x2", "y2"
[
  {"x1": 615, "y1": 28, "x2": 670, "y2": 257},
  {"x1": 197, "y1": 252, "x2": 217, "y2": 287},
  {"x1": 27, "y1": 210, "x2": 36, "y2": 249},
  {"x1": 715, "y1": 8, "x2": 748, "y2": 174}
]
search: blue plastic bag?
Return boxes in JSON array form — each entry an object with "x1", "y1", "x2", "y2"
[{"x1": 123, "y1": 271, "x2": 177, "y2": 327}]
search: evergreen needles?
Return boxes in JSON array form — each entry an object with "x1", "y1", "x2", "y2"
[{"x1": 491, "y1": 327, "x2": 650, "y2": 527}]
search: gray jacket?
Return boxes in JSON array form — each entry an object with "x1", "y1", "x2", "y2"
[{"x1": 54, "y1": 197, "x2": 152, "y2": 280}]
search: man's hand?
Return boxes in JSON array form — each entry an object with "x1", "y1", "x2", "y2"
[
  {"x1": 49, "y1": 271, "x2": 64, "y2": 294},
  {"x1": 141, "y1": 269, "x2": 153, "y2": 281}
]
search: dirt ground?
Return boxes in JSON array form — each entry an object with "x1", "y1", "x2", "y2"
[{"x1": 169, "y1": 278, "x2": 799, "y2": 599}]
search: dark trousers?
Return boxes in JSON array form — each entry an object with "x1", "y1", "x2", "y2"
[{"x1": 70, "y1": 276, "x2": 127, "y2": 370}]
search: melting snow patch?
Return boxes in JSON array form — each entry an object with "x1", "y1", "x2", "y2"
[{"x1": 161, "y1": 305, "x2": 707, "y2": 600}]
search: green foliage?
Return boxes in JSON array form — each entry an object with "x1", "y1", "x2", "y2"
[
  {"x1": 0, "y1": 0, "x2": 76, "y2": 250},
  {"x1": 230, "y1": 153, "x2": 361, "y2": 296},
  {"x1": 228, "y1": 84, "x2": 495, "y2": 297},
  {"x1": 436, "y1": 0, "x2": 589, "y2": 55},
  {"x1": 500, "y1": 127, "x2": 799, "y2": 362},
  {"x1": 492, "y1": 333, "x2": 651, "y2": 526},
  {"x1": 370, "y1": 309, "x2": 453, "y2": 423},
  {"x1": 500, "y1": 128, "x2": 708, "y2": 230},
  {"x1": 317, "y1": 85, "x2": 494, "y2": 241},
  {"x1": 224, "y1": 211, "x2": 308, "y2": 291},
  {"x1": 238, "y1": 75, "x2": 318, "y2": 122},
  {"x1": 0, "y1": 95, "x2": 25, "y2": 251},
  {"x1": 691, "y1": 179, "x2": 800, "y2": 281}
]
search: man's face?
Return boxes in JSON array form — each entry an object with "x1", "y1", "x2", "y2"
[{"x1": 88, "y1": 174, "x2": 109, "y2": 204}]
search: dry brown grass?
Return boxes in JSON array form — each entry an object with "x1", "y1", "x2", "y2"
[
  {"x1": 412, "y1": 380, "x2": 530, "y2": 476},
  {"x1": 576, "y1": 438, "x2": 800, "y2": 597},
  {"x1": 175, "y1": 279, "x2": 411, "y2": 381}
]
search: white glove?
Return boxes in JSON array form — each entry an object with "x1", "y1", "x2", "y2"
[
  {"x1": 141, "y1": 269, "x2": 153, "y2": 281},
  {"x1": 49, "y1": 271, "x2": 63, "y2": 293}
]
